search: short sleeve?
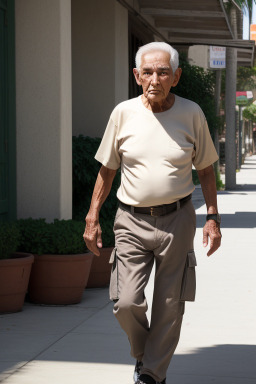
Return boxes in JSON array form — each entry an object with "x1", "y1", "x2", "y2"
[
  {"x1": 95, "y1": 115, "x2": 121, "y2": 170},
  {"x1": 192, "y1": 114, "x2": 219, "y2": 170}
]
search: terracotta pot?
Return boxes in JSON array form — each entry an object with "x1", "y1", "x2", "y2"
[
  {"x1": 0, "y1": 252, "x2": 34, "y2": 313},
  {"x1": 28, "y1": 253, "x2": 94, "y2": 305},
  {"x1": 87, "y1": 247, "x2": 113, "y2": 288}
]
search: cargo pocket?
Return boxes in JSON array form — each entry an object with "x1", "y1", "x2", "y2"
[
  {"x1": 109, "y1": 247, "x2": 119, "y2": 301},
  {"x1": 180, "y1": 250, "x2": 197, "y2": 302}
]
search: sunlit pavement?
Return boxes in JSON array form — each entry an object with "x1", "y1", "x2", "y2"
[{"x1": 1, "y1": 156, "x2": 256, "y2": 384}]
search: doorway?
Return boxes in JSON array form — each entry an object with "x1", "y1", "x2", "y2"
[{"x1": 0, "y1": 0, "x2": 16, "y2": 222}]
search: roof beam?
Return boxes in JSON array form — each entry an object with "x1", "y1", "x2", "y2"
[
  {"x1": 237, "y1": 57, "x2": 252, "y2": 62},
  {"x1": 169, "y1": 37, "x2": 255, "y2": 49},
  {"x1": 155, "y1": 18, "x2": 231, "y2": 29},
  {"x1": 140, "y1": 8, "x2": 225, "y2": 18},
  {"x1": 237, "y1": 48, "x2": 255, "y2": 54},
  {"x1": 161, "y1": 28, "x2": 231, "y2": 36}
]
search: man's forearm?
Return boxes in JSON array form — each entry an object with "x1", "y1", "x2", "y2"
[
  {"x1": 197, "y1": 164, "x2": 221, "y2": 256},
  {"x1": 197, "y1": 165, "x2": 218, "y2": 214},
  {"x1": 87, "y1": 165, "x2": 117, "y2": 218},
  {"x1": 84, "y1": 165, "x2": 117, "y2": 255}
]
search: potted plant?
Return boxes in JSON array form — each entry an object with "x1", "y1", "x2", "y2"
[
  {"x1": 72, "y1": 135, "x2": 119, "y2": 287},
  {"x1": 0, "y1": 222, "x2": 34, "y2": 313},
  {"x1": 17, "y1": 218, "x2": 94, "y2": 305}
]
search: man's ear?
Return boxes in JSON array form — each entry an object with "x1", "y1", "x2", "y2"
[
  {"x1": 133, "y1": 68, "x2": 142, "y2": 86},
  {"x1": 172, "y1": 68, "x2": 182, "y2": 87}
]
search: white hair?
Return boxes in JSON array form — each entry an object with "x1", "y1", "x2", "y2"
[{"x1": 135, "y1": 42, "x2": 179, "y2": 73}]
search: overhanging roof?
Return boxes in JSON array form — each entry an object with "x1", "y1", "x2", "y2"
[
  {"x1": 140, "y1": 0, "x2": 234, "y2": 41},
  {"x1": 118, "y1": 0, "x2": 255, "y2": 67}
]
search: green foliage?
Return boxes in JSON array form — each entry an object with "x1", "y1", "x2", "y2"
[
  {"x1": 17, "y1": 218, "x2": 87, "y2": 255},
  {"x1": 0, "y1": 222, "x2": 20, "y2": 259},
  {"x1": 215, "y1": 170, "x2": 225, "y2": 191},
  {"x1": 232, "y1": 0, "x2": 255, "y2": 14},
  {"x1": 174, "y1": 54, "x2": 218, "y2": 136},
  {"x1": 193, "y1": 168, "x2": 224, "y2": 191},
  {"x1": 17, "y1": 219, "x2": 49, "y2": 255},
  {"x1": 192, "y1": 170, "x2": 200, "y2": 186},
  {"x1": 236, "y1": 67, "x2": 256, "y2": 91},
  {"x1": 225, "y1": 0, "x2": 255, "y2": 25},
  {"x1": 243, "y1": 103, "x2": 256, "y2": 122},
  {"x1": 221, "y1": 66, "x2": 256, "y2": 96},
  {"x1": 72, "y1": 136, "x2": 101, "y2": 211},
  {"x1": 72, "y1": 135, "x2": 120, "y2": 247}
]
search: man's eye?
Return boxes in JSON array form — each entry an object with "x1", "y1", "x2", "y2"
[{"x1": 160, "y1": 72, "x2": 168, "y2": 75}]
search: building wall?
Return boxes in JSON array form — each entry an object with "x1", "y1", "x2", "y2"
[
  {"x1": 15, "y1": 0, "x2": 72, "y2": 221},
  {"x1": 72, "y1": 0, "x2": 129, "y2": 138},
  {"x1": 188, "y1": 45, "x2": 209, "y2": 69},
  {"x1": 115, "y1": 1, "x2": 129, "y2": 106}
]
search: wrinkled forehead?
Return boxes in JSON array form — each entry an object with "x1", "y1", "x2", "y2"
[{"x1": 140, "y1": 50, "x2": 171, "y2": 69}]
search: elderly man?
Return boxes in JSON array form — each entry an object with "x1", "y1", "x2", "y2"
[{"x1": 84, "y1": 42, "x2": 221, "y2": 384}]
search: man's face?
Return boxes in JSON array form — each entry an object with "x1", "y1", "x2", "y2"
[{"x1": 133, "y1": 50, "x2": 181, "y2": 104}]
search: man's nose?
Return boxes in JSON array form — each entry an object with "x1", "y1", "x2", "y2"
[{"x1": 151, "y1": 72, "x2": 159, "y2": 85}]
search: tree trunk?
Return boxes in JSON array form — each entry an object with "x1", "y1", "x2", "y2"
[
  {"x1": 214, "y1": 70, "x2": 222, "y2": 155},
  {"x1": 249, "y1": 8, "x2": 252, "y2": 38},
  {"x1": 214, "y1": 70, "x2": 221, "y2": 179},
  {"x1": 225, "y1": 47, "x2": 237, "y2": 189}
]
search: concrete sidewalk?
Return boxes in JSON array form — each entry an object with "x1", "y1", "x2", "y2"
[{"x1": 1, "y1": 156, "x2": 256, "y2": 384}]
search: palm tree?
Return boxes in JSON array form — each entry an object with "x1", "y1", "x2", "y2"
[{"x1": 232, "y1": 0, "x2": 256, "y2": 37}]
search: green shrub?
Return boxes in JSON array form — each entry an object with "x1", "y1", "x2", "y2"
[
  {"x1": 174, "y1": 54, "x2": 218, "y2": 137},
  {"x1": 17, "y1": 218, "x2": 87, "y2": 255},
  {"x1": 215, "y1": 169, "x2": 225, "y2": 191},
  {"x1": 192, "y1": 168, "x2": 224, "y2": 190},
  {"x1": 0, "y1": 222, "x2": 20, "y2": 259},
  {"x1": 16, "y1": 218, "x2": 49, "y2": 255},
  {"x1": 192, "y1": 170, "x2": 200, "y2": 186},
  {"x1": 72, "y1": 135, "x2": 120, "y2": 247},
  {"x1": 72, "y1": 136, "x2": 102, "y2": 214}
]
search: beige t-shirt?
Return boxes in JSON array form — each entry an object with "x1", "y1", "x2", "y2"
[{"x1": 95, "y1": 95, "x2": 218, "y2": 207}]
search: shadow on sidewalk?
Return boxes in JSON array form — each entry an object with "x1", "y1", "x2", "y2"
[
  {"x1": 194, "y1": 173, "x2": 256, "y2": 227},
  {"x1": 196, "y1": 184, "x2": 256, "y2": 228},
  {"x1": 196, "y1": 212, "x2": 256, "y2": 228},
  {"x1": 192, "y1": 180, "x2": 256, "y2": 212},
  {"x1": 243, "y1": 157, "x2": 256, "y2": 164},
  {"x1": 168, "y1": 344, "x2": 256, "y2": 382},
  {"x1": 1, "y1": 294, "x2": 256, "y2": 382},
  {"x1": 1, "y1": 341, "x2": 255, "y2": 383},
  {"x1": 224, "y1": 185, "x2": 256, "y2": 192}
]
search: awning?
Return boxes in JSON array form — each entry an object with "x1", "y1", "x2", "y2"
[{"x1": 118, "y1": 0, "x2": 255, "y2": 67}]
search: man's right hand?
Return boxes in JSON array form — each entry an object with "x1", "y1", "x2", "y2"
[
  {"x1": 83, "y1": 215, "x2": 102, "y2": 256},
  {"x1": 82, "y1": 165, "x2": 117, "y2": 256}
]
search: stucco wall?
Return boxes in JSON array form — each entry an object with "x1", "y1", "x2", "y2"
[
  {"x1": 15, "y1": 0, "x2": 72, "y2": 221},
  {"x1": 72, "y1": 0, "x2": 129, "y2": 138},
  {"x1": 188, "y1": 45, "x2": 209, "y2": 70}
]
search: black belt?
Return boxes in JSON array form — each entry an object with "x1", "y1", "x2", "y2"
[{"x1": 119, "y1": 194, "x2": 192, "y2": 217}]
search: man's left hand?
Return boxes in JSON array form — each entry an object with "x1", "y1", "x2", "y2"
[{"x1": 203, "y1": 220, "x2": 221, "y2": 256}]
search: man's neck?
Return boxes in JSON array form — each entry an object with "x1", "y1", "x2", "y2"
[{"x1": 141, "y1": 93, "x2": 175, "y2": 113}]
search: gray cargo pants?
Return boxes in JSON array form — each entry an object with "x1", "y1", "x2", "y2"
[{"x1": 109, "y1": 199, "x2": 197, "y2": 382}]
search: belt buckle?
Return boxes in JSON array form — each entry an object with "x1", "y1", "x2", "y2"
[{"x1": 150, "y1": 207, "x2": 158, "y2": 217}]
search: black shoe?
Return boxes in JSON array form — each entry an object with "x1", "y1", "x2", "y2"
[
  {"x1": 133, "y1": 360, "x2": 143, "y2": 383},
  {"x1": 136, "y1": 374, "x2": 156, "y2": 384},
  {"x1": 136, "y1": 373, "x2": 166, "y2": 384}
]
